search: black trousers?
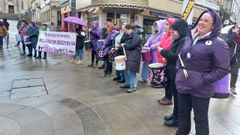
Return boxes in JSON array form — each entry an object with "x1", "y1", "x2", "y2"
[
  {"x1": 91, "y1": 50, "x2": 98, "y2": 65},
  {"x1": 230, "y1": 58, "x2": 239, "y2": 88},
  {"x1": 21, "y1": 41, "x2": 26, "y2": 54},
  {"x1": 104, "y1": 56, "x2": 112, "y2": 75},
  {"x1": 176, "y1": 93, "x2": 210, "y2": 135},
  {"x1": 164, "y1": 84, "x2": 173, "y2": 100},
  {"x1": 169, "y1": 79, "x2": 178, "y2": 120},
  {"x1": 27, "y1": 44, "x2": 37, "y2": 56},
  {"x1": 38, "y1": 51, "x2": 47, "y2": 58}
]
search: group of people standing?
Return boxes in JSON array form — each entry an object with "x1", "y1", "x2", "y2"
[
  {"x1": 0, "y1": 17, "x2": 57, "y2": 59},
  {"x1": 15, "y1": 17, "x2": 57, "y2": 59},
  {"x1": 84, "y1": 8, "x2": 236, "y2": 135},
  {"x1": 0, "y1": 8, "x2": 239, "y2": 135}
]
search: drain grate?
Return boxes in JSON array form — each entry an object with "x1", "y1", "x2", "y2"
[{"x1": 10, "y1": 77, "x2": 48, "y2": 99}]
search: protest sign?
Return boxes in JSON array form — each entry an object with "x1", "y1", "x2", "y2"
[{"x1": 36, "y1": 31, "x2": 76, "y2": 55}]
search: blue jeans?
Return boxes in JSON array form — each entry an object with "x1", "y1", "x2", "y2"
[
  {"x1": 116, "y1": 70, "x2": 125, "y2": 80},
  {"x1": 0, "y1": 36, "x2": 3, "y2": 45},
  {"x1": 125, "y1": 70, "x2": 137, "y2": 88},
  {"x1": 75, "y1": 48, "x2": 83, "y2": 60},
  {"x1": 141, "y1": 61, "x2": 150, "y2": 81}
]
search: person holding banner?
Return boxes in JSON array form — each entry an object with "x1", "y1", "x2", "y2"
[
  {"x1": 18, "y1": 20, "x2": 28, "y2": 55},
  {"x1": 175, "y1": 9, "x2": 230, "y2": 135},
  {"x1": 26, "y1": 21, "x2": 39, "y2": 57},
  {"x1": 37, "y1": 24, "x2": 48, "y2": 59},
  {"x1": 71, "y1": 25, "x2": 86, "y2": 65}
]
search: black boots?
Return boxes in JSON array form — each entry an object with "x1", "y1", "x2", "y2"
[{"x1": 164, "y1": 114, "x2": 178, "y2": 127}]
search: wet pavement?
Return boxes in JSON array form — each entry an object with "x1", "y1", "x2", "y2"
[{"x1": 0, "y1": 29, "x2": 240, "y2": 135}]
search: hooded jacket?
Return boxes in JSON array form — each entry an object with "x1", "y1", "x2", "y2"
[
  {"x1": 144, "y1": 20, "x2": 165, "y2": 63},
  {"x1": 160, "y1": 19, "x2": 188, "y2": 80},
  {"x1": 90, "y1": 21, "x2": 101, "y2": 50},
  {"x1": 124, "y1": 31, "x2": 142, "y2": 73},
  {"x1": 225, "y1": 26, "x2": 240, "y2": 65},
  {"x1": 157, "y1": 18, "x2": 176, "y2": 64},
  {"x1": 175, "y1": 9, "x2": 230, "y2": 98},
  {"x1": 26, "y1": 24, "x2": 39, "y2": 47}
]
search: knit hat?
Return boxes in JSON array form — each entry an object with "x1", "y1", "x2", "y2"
[{"x1": 166, "y1": 17, "x2": 176, "y2": 27}]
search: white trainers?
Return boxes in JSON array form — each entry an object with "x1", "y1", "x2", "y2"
[{"x1": 231, "y1": 87, "x2": 237, "y2": 95}]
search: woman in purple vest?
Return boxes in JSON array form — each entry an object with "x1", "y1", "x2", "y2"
[{"x1": 175, "y1": 9, "x2": 230, "y2": 135}]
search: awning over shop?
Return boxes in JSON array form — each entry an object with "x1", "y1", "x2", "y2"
[{"x1": 78, "y1": 3, "x2": 180, "y2": 19}]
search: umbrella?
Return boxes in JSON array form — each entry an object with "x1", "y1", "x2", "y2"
[
  {"x1": 64, "y1": 16, "x2": 87, "y2": 26},
  {"x1": 221, "y1": 25, "x2": 234, "y2": 34}
]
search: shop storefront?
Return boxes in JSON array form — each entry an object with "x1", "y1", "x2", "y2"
[{"x1": 79, "y1": 3, "x2": 167, "y2": 41}]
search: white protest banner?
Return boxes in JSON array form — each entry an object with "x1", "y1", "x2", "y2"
[{"x1": 36, "y1": 31, "x2": 76, "y2": 55}]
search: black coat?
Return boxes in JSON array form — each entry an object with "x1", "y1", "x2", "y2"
[
  {"x1": 226, "y1": 31, "x2": 240, "y2": 65},
  {"x1": 124, "y1": 32, "x2": 142, "y2": 73},
  {"x1": 161, "y1": 37, "x2": 186, "y2": 80},
  {"x1": 76, "y1": 28, "x2": 86, "y2": 49},
  {"x1": 160, "y1": 19, "x2": 187, "y2": 80},
  {"x1": 26, "y1": 26, "x2": 39, "y2": 48}
]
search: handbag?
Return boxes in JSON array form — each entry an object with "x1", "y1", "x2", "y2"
[{"x1": 142, "y1": 51, "x2": 152, "y2": 62}]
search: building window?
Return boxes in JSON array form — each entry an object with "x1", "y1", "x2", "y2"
[
  {"x1": 57, "y1": 11, "x2": 61, "y2": 26},
  {"x1": 8, "y1": 5, "x2": 14, "y2": 13}
]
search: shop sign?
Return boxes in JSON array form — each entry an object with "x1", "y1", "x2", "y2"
[
  {"x1": 181, "y1": 0, "x2": 195, "y2": 25},
  {"x1": 91, "y1": 0, "x2": 148, "y2": 6}
]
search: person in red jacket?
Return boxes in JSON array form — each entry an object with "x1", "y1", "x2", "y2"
[{"x1": 157, "y1": 17, "x2": 176, "y2": 105}]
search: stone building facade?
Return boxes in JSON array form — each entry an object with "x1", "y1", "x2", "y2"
[
  {"x1": 0, "y1": 0, "x2": 31, "y2": 20},
  {"x1": 0, "y1": 0, "x2": 29, "y2": 14}
]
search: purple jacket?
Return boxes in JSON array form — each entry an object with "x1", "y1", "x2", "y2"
[
  {"x1": 175, "y1": 9, "x2": 230, "y2": 98},
  {"x1": 90, "y1": 21, "x2": 101, "y2": 50},
  {"x1": 103, "y1": 30, "x2": 118, "y2": 47},
  {"x1": 144, "y1": 20, "x2": 165, "y2": 63}
]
